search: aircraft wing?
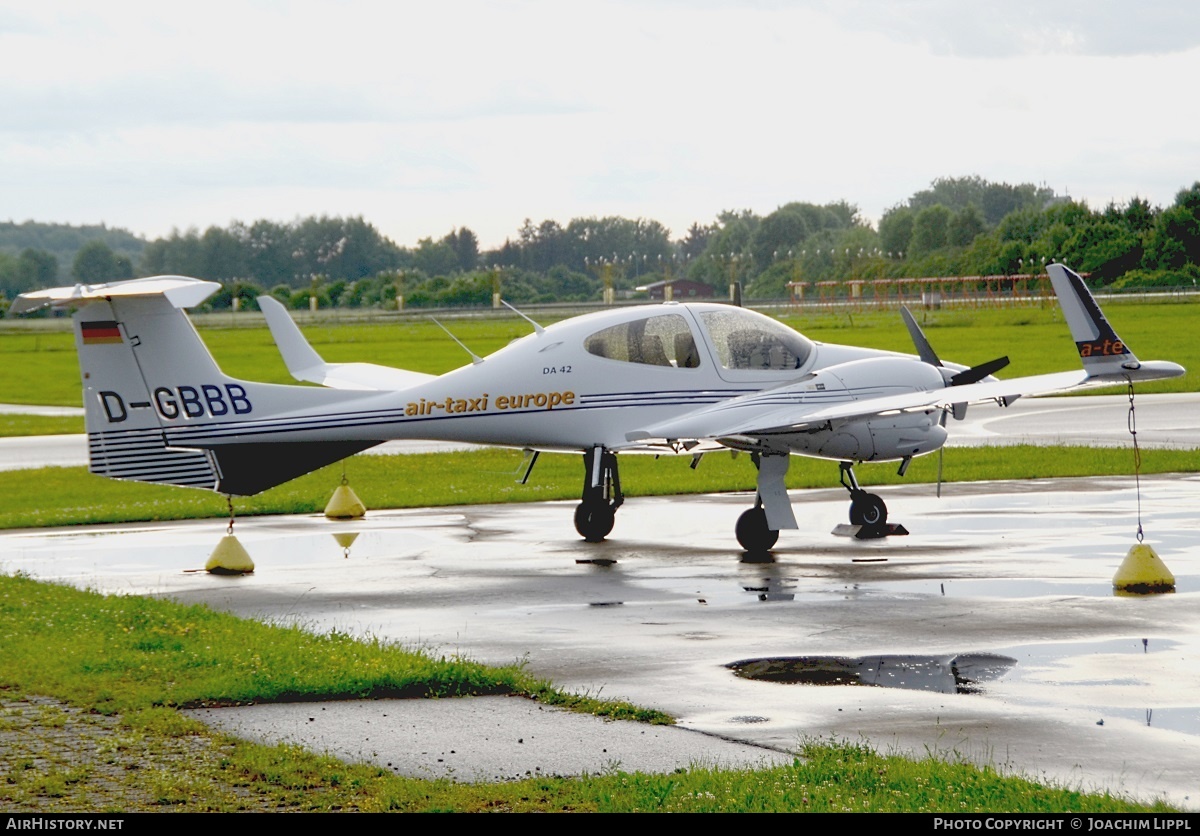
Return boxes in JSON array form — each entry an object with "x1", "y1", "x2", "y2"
[
  {"x1": 258, "y1": 295, "x2": 435, "y2": 391},
  {"x1": 625, "y1": 370, "x2": 1093, "y2": 443}
]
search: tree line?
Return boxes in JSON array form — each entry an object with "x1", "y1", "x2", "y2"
[{"x1": 3, "y1": 176, "x2": 1200, "y2": 315}]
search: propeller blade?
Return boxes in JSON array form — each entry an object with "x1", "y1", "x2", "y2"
[
  {"x1": 900, "y1": 306, "x2": 942, "y2": 367},
  {"x1": 950, "y1": 356, "x2": 1009, "y2": 386}
]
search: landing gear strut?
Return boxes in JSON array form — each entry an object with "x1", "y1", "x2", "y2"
[
  {"x1": 839, "y1": 462, "x2": 887, "y2": 527},
  {"x1": 734, "y1": 452, "x2": 794, "y2": 553},
  {"x1": 575, "y1": 446, "x2": 623, "y2": 542}
]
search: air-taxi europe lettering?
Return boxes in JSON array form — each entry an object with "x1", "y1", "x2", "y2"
[
  {"x1": 404, "y1": 390, "x2": 575, "y2": 416},
  {"x1": 15, "y1": 264, "x2": 1183, "y2": 551}
]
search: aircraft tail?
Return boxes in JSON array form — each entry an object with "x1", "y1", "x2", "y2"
[
  {"x1": 14, "y1": 277, "x2": 377, "y2": 495},
  {"x1": 1046, "y1": 263, "x2": 1185, "y2": 383}
]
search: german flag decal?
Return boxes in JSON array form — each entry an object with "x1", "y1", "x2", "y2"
[{"x1": 81, "y1": 321, "x2": 123, "y2": 345}]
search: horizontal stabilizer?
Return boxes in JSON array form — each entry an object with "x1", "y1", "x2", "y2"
[{"x1": 12, "y1": 276, "x2": 220, "y2": 315}]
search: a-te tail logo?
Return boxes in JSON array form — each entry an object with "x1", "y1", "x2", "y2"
[{"x1": 1076, "y1": 338, "x2": 1128, "y2": 358}]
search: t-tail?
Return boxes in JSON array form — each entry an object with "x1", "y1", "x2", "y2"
[
  {"x1": 1046, "y1": 263, "x2": 1185, "y2": 383},
  {"x1": 12, "y1": 276, "x2": 379, "y2": 495}
]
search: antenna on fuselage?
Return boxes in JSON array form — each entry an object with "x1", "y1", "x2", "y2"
[
  {"x1": 430, "y1": 317, "x2": 484, "y2": 365},
  {"x1": 500, "y1": 299, "x2": 546, "y2": 335}
]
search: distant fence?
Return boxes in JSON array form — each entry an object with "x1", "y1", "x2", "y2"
[
  {"x1": 5, "y1": 277, "x2": 1198, "y2": 333},
  {"x1": 788, "y1": 274, "x2": 1059, "y2": 311}
]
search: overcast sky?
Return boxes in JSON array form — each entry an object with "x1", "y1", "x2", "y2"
[{"x1": 2, "y1": 0, "x2": 1199, "y2": 249}]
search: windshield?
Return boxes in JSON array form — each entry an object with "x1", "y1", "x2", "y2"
[{"x1": 699, "y1": 309, "x2": 813, "y2": 371}]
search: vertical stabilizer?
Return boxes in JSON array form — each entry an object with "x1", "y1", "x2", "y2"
[
  {"x1": 1046, "y1": 263, "x2": 1140, "y2": 378},
  {"x1": 15, "y1": 275, "x2": 384, "y2": 496},
  {"x1": 75, "y1": 296, "x2": 221, "y2": 489}
]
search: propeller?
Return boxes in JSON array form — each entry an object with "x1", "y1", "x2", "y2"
[
  {"x1": 900, "y1": 306, "x2": 1010, "y2": 392},
  {"x1": 899, "y1": 306, "x2": 1011, "y2": 497},
  {"x1": 950, "y1": 355, "x2": 1010, "y2": 386}
]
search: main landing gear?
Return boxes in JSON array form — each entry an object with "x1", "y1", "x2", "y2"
[
  {"x1": 735, "y1": 452, "x2": 795, "y2": 553},
  {"x1": 735, "y1": 501, "x2": 778, "y2": 553},
  {"x1": 734, "y1": 457, "x2": 895, "y2": 551},
  {"x1": 839, "y1": 461, "x2": 887, "y2": 527},
  {"x1": 574, "y1": 446, "x2": 623, "y2": 542}
]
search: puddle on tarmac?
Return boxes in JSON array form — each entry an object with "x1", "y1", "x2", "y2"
[
  {"x1": 728, "y1": 637, "x2": 1200, "y2": 737},
  {"x1": 727, "y1": 652, "x2": 1017, "y2": 694}
]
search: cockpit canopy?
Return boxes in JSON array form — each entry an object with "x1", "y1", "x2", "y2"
[
  {"x1": 582, "y1": 307, "x2": 813, "y2": 371},
  {"x1": 699, "y1": 309, "x2": 812, "y2": 371}
]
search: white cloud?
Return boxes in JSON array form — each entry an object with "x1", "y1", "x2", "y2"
[{"x1": 1, "y1": 0, "x2": 1198, "y2": 248}]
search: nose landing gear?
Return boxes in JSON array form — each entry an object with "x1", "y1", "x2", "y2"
[
  {"x1": 839, "y1": 461, "x2": 887, "y2": 526},
  {"x1": 575, "y1": 446, "x2": 623, "y2": 542}
]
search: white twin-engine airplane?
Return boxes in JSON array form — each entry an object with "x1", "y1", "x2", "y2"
[{"x1": 13, "y1": 264, "x2": 1184, "y2": 551}]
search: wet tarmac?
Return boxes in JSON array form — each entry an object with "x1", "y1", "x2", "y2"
[{"x1": 3, "y1": 474, "x2": 1199, "y2": 806}]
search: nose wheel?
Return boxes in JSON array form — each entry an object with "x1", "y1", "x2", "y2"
[
  {"x1": 849, "y1": 491, "x2": 887, "y2": 526},
  {"x1": 840, "y1": 462, "x2": 888, "y2": 527}
]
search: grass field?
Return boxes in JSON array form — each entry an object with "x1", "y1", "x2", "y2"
[{"x1": 1, "y1": 298, "x2": 1197, "y2": 411}]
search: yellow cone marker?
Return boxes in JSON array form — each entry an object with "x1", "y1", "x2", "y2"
[
  {"x1": 325, "y1": 483, "x2": 366, "y2": 519},
  {"x1": 1113, "y1": 542, "x2": 1175, "y2": 595},
  {"x1": 205, "y1": 535, "x2": 255, "y2": 575}
]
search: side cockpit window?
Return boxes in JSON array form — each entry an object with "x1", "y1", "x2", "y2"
[
  {"x1": 585, "y1": 314, "x2": 701, "y2": 368},
  {"x1": 700, "y1": 309, "x2": 812, "y2": 370}
]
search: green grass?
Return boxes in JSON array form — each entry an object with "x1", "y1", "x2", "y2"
[
  {"x1": 0, "y1": 415, "x2": 83, "y2": 436},
  {"x1": 1, "y1": 298, "x2": 1197, "y2": 414},
  {"x1": 0, "y1": 573, "x2": 664, "y2": 723},
  {"x1": 1, "y1": 445, "x2": 1197, "y2": 530},
  {"x1": 0, "y1": 574, "x2": 1174, "y2": 813}
]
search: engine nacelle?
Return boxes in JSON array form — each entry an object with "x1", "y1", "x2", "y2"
[
  {"x1": 782, "y1": 356, "x2": 949, "y2": 461},
  {"x1": 780, "y1": 411, "x2": 946, "y2": 461}
]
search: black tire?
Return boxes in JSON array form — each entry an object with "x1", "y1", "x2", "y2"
[
  {"x1": 575, "y1": 502, "x2": 615, "y2": 542},
  {"x1": 849, "y1": 492, "x2": 887, "y2": 527},
  {"x1": 735, "y1": 507, "x2": 779, "y2": 552}
]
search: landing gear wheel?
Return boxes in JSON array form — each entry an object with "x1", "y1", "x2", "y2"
[
  {"x1": 849, "y1": 492, "x2": 887, "y2": 527},
  {"x1": 575, "y1": 502, "x2": 615, "y2": 542},
  {"x1": 736, "y1": 507, "x2": 779, "y2": 553}
]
